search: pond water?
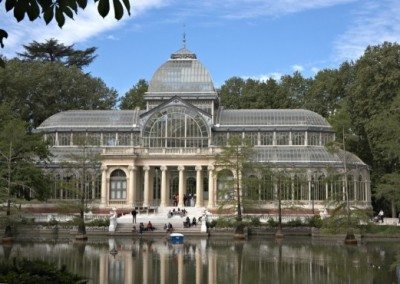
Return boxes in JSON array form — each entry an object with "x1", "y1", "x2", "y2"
[{"x1": 0, "y1": 237, "x2": 399, "y2": 283}]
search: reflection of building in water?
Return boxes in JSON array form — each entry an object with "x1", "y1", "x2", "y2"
[{"x1": 0, "y1": 240, "x2": 395, "y2": 283}]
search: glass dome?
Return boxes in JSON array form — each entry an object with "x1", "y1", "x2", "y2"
[{"x1": 147, "y1": 48, "x2": 215, "y2": 94}]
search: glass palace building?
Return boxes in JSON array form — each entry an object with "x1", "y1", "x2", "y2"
[{"x1": 36, "y1": 47, "x2": 371, "y2": 213}]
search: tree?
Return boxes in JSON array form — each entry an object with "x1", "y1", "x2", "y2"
[
  {"x1": 214, "y1": 136, "x2": 256, "y2": 237},
  {"x1": 0, "y1": 0, "x2": 131, "y2": 66},
  {"x1": 18, "y1": 38, "x2": 97, "y2": 69},
  {"x1": 58, "y1": 136, "x2": 101, "y2": 240},
  {"x1": 219, "y1": 77, "x2": 245, "y2": 109},
  {"x1": 0, "y1": 103, "x2": 51, "y2": 239},
  {"x1": 0, "y1": 59, "x2": 118, "y2": 129},
  {"x1": 375, "y1": 172, "x2": 400, "y2": 218},
  {"x1": 120, "y1": 79, "x2": 148, "y2": 110}
]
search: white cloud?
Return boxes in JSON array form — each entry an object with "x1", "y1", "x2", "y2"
[
  {"x1": 0, "y1": 0, "x2": 168, "y2": 57},
  {"x1": 333, "y1": 0, "x2": 400, "y2": 62},
  {"x1": 242, "y1": 72, "x2": 283, "y2": 82},
  {"x1": 311, "y1": 67, "x2": 320, "y2": 74},
  {"x1": 291, "y1": 64, "x2": 304, "y2": 72}
]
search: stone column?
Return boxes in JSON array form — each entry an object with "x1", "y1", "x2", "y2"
[
  {"x1": 178, "y1": 166, "x2": 185, "y2": 207},
  {"x1": 132, "y1": 167, "x2": 137, "y2": 206},
  {"x1": 208, "y1": 166, "x2": 215, "y2": 208},
  {"x1": 143, "y1": 166, "x2": 150, "y2": 207},
  {"x1": 100, "y1": 165, "x2": 107, "y2": 206},
  {"x1": 195, "y1": 166, "x2": 203, "y2": 207},
  {"x1": 128, "y1": 166, "x2": 136, "y2": 206},
  {"x1": 160, "y1": 166, "x2": 168, "y2": 207}
]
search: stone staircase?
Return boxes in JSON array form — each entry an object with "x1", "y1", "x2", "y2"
[{"x1": 114, "y1": 206, "x2": 208, "y2": 235}]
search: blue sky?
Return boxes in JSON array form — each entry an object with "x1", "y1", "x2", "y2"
[{"x1": 1, "y1": 0, "x2": 400, "y2": 97}]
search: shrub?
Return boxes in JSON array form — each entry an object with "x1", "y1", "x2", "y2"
[
  {"x1": 308, "y1": 215, "x2": 323, "y2": 228},
  {"x1": 86, "y1": 218, "x2": 109, "y2": 227},
  {"x1": 286, "y1": 218, "x2": 303, "y2": 227},
  {"x1": 249, "y1": 216, "x2": 261, "y2": 227},
  {"x1": 267, "y1": 218, "x2": 278, "y2": 227}
]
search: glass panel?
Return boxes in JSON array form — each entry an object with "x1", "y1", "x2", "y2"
[
  {"x1": 276, "y1": 132, "x2": 289, "y2": 145},
  {"x1": 292, "y1": 132, "x2": 305, "y2": 145},
  {"x1": 118, "y1": 133, "x2": 131, "y2": 146},
  {"x1": 260, "y1": 132, "x2": 273, "y2": 145},
  {"x1": 308, "y1": 132, "x2": 320, "y2": 146},
  {"x1": 58, "y1": 133, "x2": 71, "y2": 146}
]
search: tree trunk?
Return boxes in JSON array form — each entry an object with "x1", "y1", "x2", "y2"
[{"x1": 391, "y1": 199, "x2": 396, "y2": 218}]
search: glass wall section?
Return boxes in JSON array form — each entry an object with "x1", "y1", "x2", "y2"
[
  {"x1": 244, "y1": 132, "x2": 258, "y2": 146},
  {"x1": 321, "y1": 133, "x2": 334, "y2": 145},
  {"x1": 58, "y1": 133, "x2": 71, "y2": 146},
  {"x1": 87, "y1": 133, "x2": 101, "y2": 146},
  {"x1": 328, "y1": 175, "x2": 342, "y2": 201},
  {"x1": 293, "y1": 175, "x2": 307, "y2": 200},
  {"x1": 308, "y1": 132, "x2": 320, "y2": 146},
  {"x1": 213, "y1": 133, "x2": 227, "y2": 146},
  {"x1": 142, "y1": 106, "x2": 209, "y2": 148},
  {"x1": 347, "y1": 175, "x2": 355, "y2": 200},
  {"x1": 356, "y1": 175, "x2": 365, "y2": 201},
  {"x1": 260, "y1": 132, "x2": 273, "y2": 145},
  {"x1": 315, "y1": 174, "x2": 326, "y2": 200},
  {"x1": 104, "y1": 133, "x2": 117, "y2": 146},
  {"x1": 110, "y1": 169, "x2": 127, "y2": 199},
  {"x1": 292, "y1": 132, "x2": 305, "y2": 145},
  {"x1": 217, "y1": 169, "x2": 234, "y2": 202},
  {"x1": 117, "y1": 133, "x2": 131, "y2": 146},
  {"x1": 191, "y1": 101, "x2": 212, "y2": 114},
  {"x1": 46, "y1": 133, "x2": 56, "y2": 146},
  {"x1": 245, "y1": 175, "x2": 259, "y2": 200},
  {"x1": 278, "y1": 174, "x2": 291, "y2": 200},
  {"x1": 228, "y1": 132, "x2": 242, "y2": 141},
  {"x1": 276, "y1": 132, "x2": 289, "y2": 145},
  {"x1": 73, "y1": 132, "x2": 86, "y2": 145},
  {"x1": 132, "y1": 133, "x2": 140, "y2": 146},
  {"x1": 260, "y1": 173, "x2": 274, "y2": 200}
]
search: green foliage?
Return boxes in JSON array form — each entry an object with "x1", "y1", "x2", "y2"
[
  {"x1": 307, "y1": 215, "x2": 323, "y2": 228},
  {"x1": 86, "y1": 218, "x2": 109, "y2": 227},
  {"x1": 286, "y1": 218, "x2": 304, "y2": 227},
  {"x1": 248, "y1": 216, "x2": 261, "y2": 227},
  {"x1": 0, "y1": 258, "x2": 86, "y2": 283},
  {"x1": 267, "y1": 218, "x2": 278, "y2": 227},
  {"x1": 120, "y1": 79, "x2": 148, "y2": 110},
  {"x1": 18, "y1": 39, "x2": 97, "y2": 69},
  {"x1": 0, "y1": 59, "x2": 118, "y2": 129},
  {"x1": 215, "y1": 136, "x2": 257, "y2": 222}
]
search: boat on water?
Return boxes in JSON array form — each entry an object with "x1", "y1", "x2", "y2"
[{"x1": 170, "y1": 233, "x2": 184, "y2": 244}]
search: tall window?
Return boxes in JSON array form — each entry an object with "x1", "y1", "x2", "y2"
[
  {"x1": 143, "y1": 106, "x2": 209, "y2": 148},
  {"x1": 110, "y1": 169, "x2": 127, "y2": 199},
  {"x1": 260, "y1": 132, "x2": 273, "y2": 145}
]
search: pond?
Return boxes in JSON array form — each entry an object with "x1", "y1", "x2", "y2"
[{"x1": 0, "y1": 237, "x2": 399, "y2": 283}]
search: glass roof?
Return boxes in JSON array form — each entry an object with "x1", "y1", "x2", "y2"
[
  {"x1": 253, "y1": 146, "x2": 366, "y2": 167},
  {"x1": 218, "y1": 109, "x2": 331, "y2": 128},
  {"x1": 147, "y1": 48, "x2": 215, "y2": 93},
  {"x1": 37, "y1": 110, "x2": 141, "y2": 131}
]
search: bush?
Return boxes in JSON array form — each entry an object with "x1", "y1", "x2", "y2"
[
  {"x1": 86, "y1": 218, "x2": 109, "y2": 227},
  {"x1": 214, "y1": 218, "x2": 236, "y2": 228},
  {"x1": 249, "y1": 216, "x2": 261, "y2": 227},
  {"x1": 267, "y1": 218, "x2": 278, "y2": 227},
  {"x1": 286, "y1": 218, "x2": 303, "y2": 227},
  {"x1": 308, "y1": 215, "x2": 323, "y2": 228}
]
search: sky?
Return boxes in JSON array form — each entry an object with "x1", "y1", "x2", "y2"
[{"x1": 1, "y1": 0, "x2": 400, "y2": 98}]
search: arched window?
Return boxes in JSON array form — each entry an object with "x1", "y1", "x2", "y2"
[
  {"x1": 110, "y1": 169, "x2": 127, "y2": 199},
  {"x1": 357, "y1": 175, "x2": 364, "y2": 201},
  {"x1": 260, "y1": 173, "x2": 274, "y2": 200},
  {"x1": 142, "y1": 106, "x2": 209, "y2": 148},
  {"x1": 347, "y1": 174, "x2": 354, "y2": 201},
  {"x1": 293, "y1": 174, "x2": 307, "y2": 200},
  {"x1": 316, "y1": 174, "x2": 326, "y2": 200}
]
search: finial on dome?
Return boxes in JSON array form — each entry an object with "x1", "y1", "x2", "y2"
[{"x1": 182, "y1": 24, "x2": 186, "y2": 48}]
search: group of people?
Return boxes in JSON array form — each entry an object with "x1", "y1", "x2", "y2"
[
  {"x1": 172, "y1": 193, "x2": 196, "y2": 207},
  {"x1": 132, "y1": 221, "x2": 155, "y2": 234},
  {"x1": 167, "y1": 208, "x2": 187, "y2": 218},
  {"x1": 183, "y1": 216, "x2": 197, "y2": 228}
]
